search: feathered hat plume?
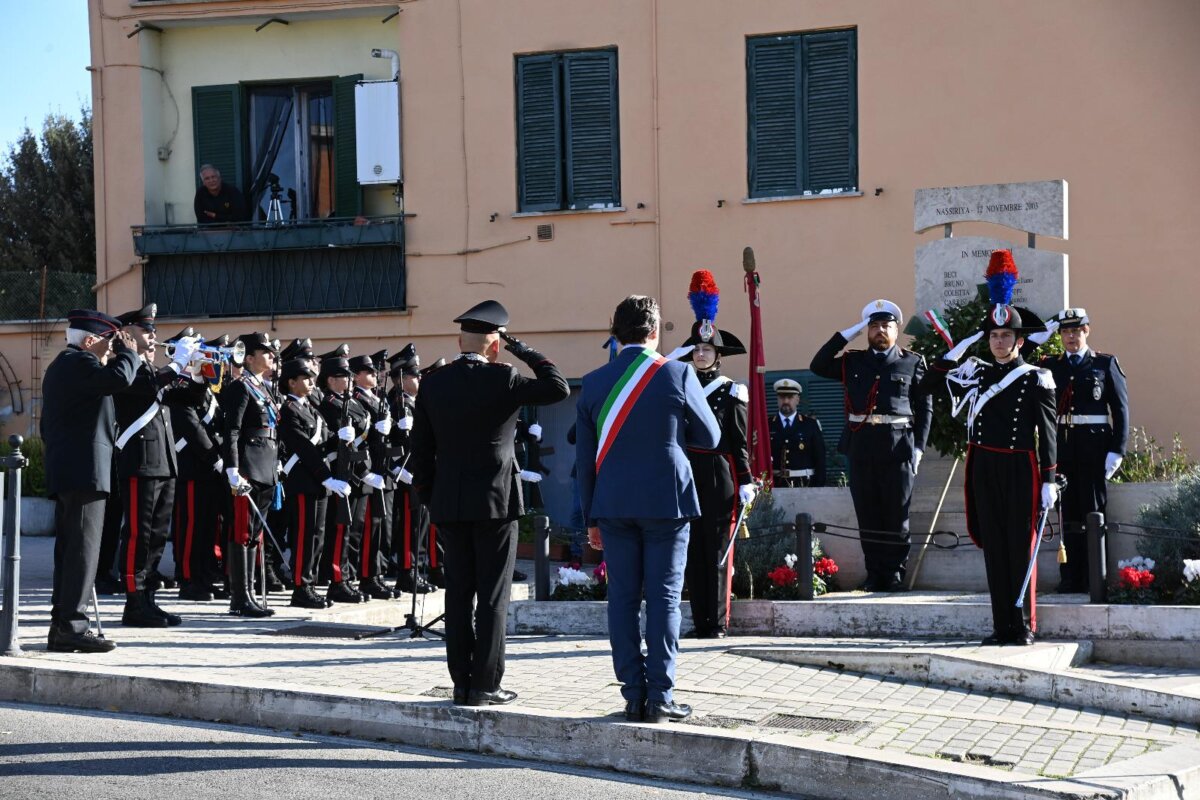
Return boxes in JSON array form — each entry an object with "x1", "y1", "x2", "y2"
[
  {"x1": 688, "y1": 269, "x2": 720, "y2": 323},
  {"x1": 985, "y1": 250, "x2": 1018, "y2": 306}
]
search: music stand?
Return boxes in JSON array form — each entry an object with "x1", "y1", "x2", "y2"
[{"x1": 356, "y1": 502, "x2": 443, "y2": 640}]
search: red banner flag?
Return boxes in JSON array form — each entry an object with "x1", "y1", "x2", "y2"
[{"x1": 743, "y1": 248, "x2": 773, "y2": 484}]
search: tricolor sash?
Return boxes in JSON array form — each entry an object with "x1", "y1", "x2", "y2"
[{"x1": 595, "y1": 348, "x2": 668, "y2": 470}]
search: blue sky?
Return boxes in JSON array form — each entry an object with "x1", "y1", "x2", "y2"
[{"x1": 0, "y1": 1, "x2": 93, "y2": 154}]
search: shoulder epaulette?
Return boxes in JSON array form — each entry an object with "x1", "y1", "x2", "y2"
[{"x1": 1036, "y1": 368, "x2": 1056, "y2": 390}]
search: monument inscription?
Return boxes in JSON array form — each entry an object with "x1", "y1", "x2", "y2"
[
  {"x1": 915, "y1": 236, "x2": 1068, "y2": 320},
  {"x1": 914, "y1": 180, "x2": 1068, "y2": 239}
]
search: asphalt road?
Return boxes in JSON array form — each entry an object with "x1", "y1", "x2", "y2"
[{"x1": 0, "y1": 702, "x2": 798, "y2": 800}]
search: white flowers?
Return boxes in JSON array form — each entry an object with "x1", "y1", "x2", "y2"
[
  {"x1": 784, "y1": 553, "x2": 798, "y2": 569},
  {"x1": 557, "y1": 566, "x2": 592, "y2": 586},
  {"x1": 1184, "y1": 559, "x2": 1200, "y2": 584},
  {"x1": 1118, "y1": 556, "x2": 1156, "y2": 571}
]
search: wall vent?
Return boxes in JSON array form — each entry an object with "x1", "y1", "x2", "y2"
[{"x1": 536, "y1": 224, "x2": 554, "y2": 242}]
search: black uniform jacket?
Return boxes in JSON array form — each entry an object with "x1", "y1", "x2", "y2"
[
  {"x1": 686, "y1": 374, "x2": 752, "y2": 510},
  {"x1": 1037, "y1": 349, "x2": 1129, "y2": 461},
  {"x1": 411, "y1": 351, "x2": 568, "y2": 524},
  {"x1": 355, "y1": 385, "x2": 395, "y2": 490},
  {"x1": 114, "y1": 358, "x2": 182, "y2": 479},
  {"x1": 41, "y1": 344, "x2": 139, "y2": 495},
  {"x1": 221, "y1": 374, "x2": 280, "y2": 486},
  {"x1": 279, "y1": 394, "x2": 334, "y2": 496},
  {"x1": 164, "y1": 379, "x2": 223, "y2": 480},
  {"x1": 318, "y1": 391, "x2": 373, "y2": 488},
  {"x1": 810, "y1": 333, "x2": 933, "y2": 462},
  {"x1": 923, "y1": 355, "x2": 1058, "y2": 545},
  {"x1": 387, "y1": 389, "x2": 415, "y2": 469},
  {"x1": 769, "y1": 412, "x2": 827, "y2": 486}
]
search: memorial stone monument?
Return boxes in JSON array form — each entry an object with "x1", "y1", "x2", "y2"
[{"x1": 914, "y1": 180, "x2": 1069, "y2": 320}]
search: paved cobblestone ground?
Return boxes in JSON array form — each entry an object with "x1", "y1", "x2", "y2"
[{"x1": 7, "y1": 539, "x2": 1200, "y2": 782}]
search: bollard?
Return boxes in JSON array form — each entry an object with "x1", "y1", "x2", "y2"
[
  {"x1": 1086, "y1": 511, "x2": 1107, "y2": 604},
  {"x1": 534, "y1": 515, "x2": 550, "y2": 601},
  {"x1": 795, "y1": 512, "x2": 814, "y2": 601},
  {"x1": 1, "y1": 434, "x2": 27, "y2": 657}
]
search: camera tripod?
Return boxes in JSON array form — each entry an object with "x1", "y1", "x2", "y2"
[{"x1": 265, "y1": 185, "x2": 287, "y2": 226}]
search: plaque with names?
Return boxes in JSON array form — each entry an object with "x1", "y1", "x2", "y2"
[{"x1": 915, "y1": 236, "x2": 1069, "y2": 320}]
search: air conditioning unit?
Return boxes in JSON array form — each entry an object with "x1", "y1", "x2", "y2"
[{"x1": 355, "y1": 79, "x2": 401, "y2": 185}]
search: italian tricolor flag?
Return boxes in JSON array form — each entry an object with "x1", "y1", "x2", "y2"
[
  {"x1": 924, "y1": 309, "x2": 954, "y2": 349},
  {"x1": 595, "y1": 348, "x2": 668, "y2": 470}
]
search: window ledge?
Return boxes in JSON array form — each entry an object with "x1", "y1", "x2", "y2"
[
  {"x1": 742, "y1": 191, "x2": 863, "y2": 205},
  {"x1": 512, "y1": 206, "x2": 626, "y2": 219}
]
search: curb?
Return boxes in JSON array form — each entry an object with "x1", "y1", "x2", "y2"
[{"x1": 1, "y1": 657, "x2": 1195, "y2": 799}]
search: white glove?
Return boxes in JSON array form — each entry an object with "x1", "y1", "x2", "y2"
[
  {"x1": 519, "y1": 469, "x2": 543, "y2": 483},
  {"x1": 364, "y1": 472, "x2": 386, "y2": 490},
  {"x1": 171, "y1": 336, "x2": 201, "y2": 369},
  {"x1": 322, "y1": 477, "x2": 351, "y2": 497},
  {"x1": 226, "y1": 467, "x2": 242, "y2": 489},
  {"x1": 738, "y1": 483, "x2": 757, "y2": 505},
  {"x1": 911, "y1": 448, "x2": 923, "y2": 476},
  {"x1": 337, "y1": 425, "x2": 355, "y2": 442},
  {"x1": 395, "y1": 467, "x2": 413, "y2": 485},
  {"x1": 528, "y1": 423, "x2": 543, "y2": 441},
  {"x1": 1105, "y1": 452, "x2": 1123, "y2": 481},
  {"x1": 946, "y1": 330, "x2": 986, "y2": 361},
  {"x1": 1026, "y1": 319, "x2": 1060, "y2": 346},
  {"x1": 1041, "y1": 482, "x2": 1059, "y2": 510},
  {"x1": 374, "y1": 417, "x2": 392, "y2": 435},
  {"x1": 838, "y1": 319, "x2": 869, "y2": 341},
  {"x1": 396, "y1": 415, "x2": 413, "y2": 431},
  {"x1": 212, "y1": 457, "x2": 223, "y2": 474}
]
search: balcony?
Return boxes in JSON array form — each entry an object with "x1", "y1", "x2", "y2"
[{"x1": 132, "y1": 216, "x2": 405, "y2": 319}]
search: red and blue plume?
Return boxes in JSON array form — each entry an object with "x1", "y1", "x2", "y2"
[
  {"x1": 688, "y1": 269, "x2": 720, "y2": 322},
  {"x1": 985, "y1": 250, "x2": 1018, "y2": 306}
]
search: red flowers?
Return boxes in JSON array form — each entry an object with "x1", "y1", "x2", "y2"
[
  {"x1": 767, "y1": 566, "x2": 798, "y2": 587},
  {"x1": 814, "y1": 558, "x2": 838, "y2": 578},
  {"x1": 1118, "y1": 566, "x2": 1155, "y2": 590}
]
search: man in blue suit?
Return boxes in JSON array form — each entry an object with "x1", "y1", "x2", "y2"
[{"x1": 576, "y1": 295, "x2": 720, "y2": 723}]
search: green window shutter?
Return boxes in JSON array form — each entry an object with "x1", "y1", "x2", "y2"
[
  {"x1": 563, "y1": 49, "x2": 619, "y2": 208},
  {"x1": 802, "y1": 30, "x2": 857, "y2": 192},
  {"x1": 516, "y1": 55, "x2": 564, "y2": 212},
  {"x1": 333, "y1": 74, "x2": 363, "y2": 218},
  {"x1": 747, "y1": 37, "x2": 800, "y2": 198},
  {"x1": 192, "y1": 84, "x2": 245, "y2": 191}
]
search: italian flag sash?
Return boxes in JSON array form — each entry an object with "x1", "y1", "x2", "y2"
[{"x1": 595, "y1": 348, "x2": 668, "y2": 470}]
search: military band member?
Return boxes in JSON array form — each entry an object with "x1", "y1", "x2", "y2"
[
  {"x1": 279, "y1": 359, "x2": 350, "y2": 608},
  {"x1": 113, "y1": 304, "x2": 197, "y2": 627},
  {"x1": 44, "y1": 310, "x2": 139, "y2": 653},
  {"x1": 387, "y1": 345, "x2": 434, "y2": 595},
  {"x1": 1032, "y1": 308, "x2": 1129, "y2": 592},
  {"x1": 680, "y1": 270, "x2": 756, "y2": 639},
  {"x1": 161, "y1": 327, "x2": 226, "y2": 602},
  {"x1": 922, "y1": 251, "x2": 1059, "y2": 645},
  {"x1": 351, "y1": 353, "x2": 396, "y2": 600},
  {"x1": 769, "y1": 379, "x2": 826, "y2": 487},
  {"x1": 411, "y1": 300, "x2": 569, "y2": 706},
  {"x1": 317, "y1": 356, "x2": 372, "y2": 604},
  {"x1": 221, "y1": 332, "x2": 281, "y2": 618},
  {"x1": 810, "y1": 299, "x2": 933, "y2": 592}
]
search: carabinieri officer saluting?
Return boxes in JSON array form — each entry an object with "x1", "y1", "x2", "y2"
[{"x1": 810, "y1": 298, "x2": 933, "y2": 592}]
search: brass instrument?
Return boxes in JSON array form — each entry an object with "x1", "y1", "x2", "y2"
[{"x1": 165, "y1": 339, "x2": 246, "y2": 365}]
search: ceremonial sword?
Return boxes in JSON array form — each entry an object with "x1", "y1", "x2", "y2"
[
  {"x1": 718, "y1": 495, "x2": 756, "y2": 568},
  {"x1": 1016, "y1": 475, "x2": 1068, "y2": 609}
]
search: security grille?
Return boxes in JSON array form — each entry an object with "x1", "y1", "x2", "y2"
[
  {"x1": 759, "y1": 714, "x2": 869, "y2": 734},
  {"x1": 268, "y1": 624, "x2": 388, "y2": 639}
]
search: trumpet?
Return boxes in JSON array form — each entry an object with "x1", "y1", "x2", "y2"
[{"x1": 165, "y1": 340, "x2": 246, "y2": 365}]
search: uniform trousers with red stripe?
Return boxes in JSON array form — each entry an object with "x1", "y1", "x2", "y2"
[
  {"x1": 969, "y1": 448, "x2": 1040, "y2": 636},
  {"x1": 173, "y1": 475, "x2": 222, "y2": 584},
  {"x1": 323, "y1": 492, "x2": 367, "y2": 584},
  {"x1": 229, "y1": 482, "x2": 274, "y2": 568},
  {"x1": 360, "y1": 489, "x2": 392, "y2": 582},
  {"x1": 118, "y1": 476, "x2": 175, "y2": 593},
  {"x1": 685, "y1": 452, "x2": 738, "y2": 636},
  {"x1": 286, "y1": 489, "x2": 327, "y2": 588},
  {"x1": 393, "y1": 487, "x2": 439, "y2": 573}
]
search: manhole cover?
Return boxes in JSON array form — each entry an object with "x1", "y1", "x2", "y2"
[
  {"x1": 269, "y1": 624, "x2": 389, "y2": 639},
  {"x1": 680, "y1": 715, "x2": 758, "y2": 729},
  {"x1": 421, "y1": 687, "x2": 455, "y2": 699},
  {"x1": 759, "y1": 714, "x2": 869, "y2": 734}
]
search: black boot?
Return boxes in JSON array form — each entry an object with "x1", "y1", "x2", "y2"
[
  {"x1": 121, "y1": 591, "x2": 168, "y2": 628},
  {"x1": 290, "y1": 585, "x2": 328, "y2": 609},
  {"x1": 360, "y1": 578, "x2": 393, "y2": 601},
  {"x1": 178, "y1": 580, "x2": 214, "y2": 602},
  {"x1": 229, "y1": 544, "x2": 273, "y2": 618},
  {"x1": 327, "y1": 581, "x2": 363, "y2": 604},
  {"x1": 145, "y1": 589, "x2": 183, "y2": 626}
]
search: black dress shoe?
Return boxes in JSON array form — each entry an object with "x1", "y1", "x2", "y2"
[
  {"x1": 1011, "y1": 629, "x2": 1035, "y2": 646},
  {"x1": 512, "y1": 569, "x2": 528, "y2": 582},
  {"x1": 624, "y1": 700, "x2": 646, "y2": 722},
  {"x1": 178, "y1": 582, "x2": 214, "y2": 602},
  {"x1": 466, "y1": 688, "x2": 518, "y2": 706},
  {"x1": 452, "y1": 688, "x2": 470, "y2": 705},
  {"x1": 700, "y1": 629, "x2": 727, "y2": 639},
  {"x1": 981, "y1": 631, "x2": 1007, "y2": 646},
  {"x1": 645, "y1": 700, "x2": 692, "y2": 723},
  {"x1": 858, "y1": 573, "x2": 880, "y2": 592},
  {"x1": 879, "y1": 575, "x2": 909, "y2": 593},
  {"x1": 48, "y1": 628, "x2": 117, "y2": 653}
]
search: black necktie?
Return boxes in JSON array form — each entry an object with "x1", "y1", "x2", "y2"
[{"x1": 1070, "y1": 354, "x2": 1082, "y2": 367}]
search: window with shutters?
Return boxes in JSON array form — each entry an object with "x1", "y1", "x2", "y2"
[
  {"x1": 515, "y1": 49, "x2": 620, "y2": 213},
  {"x1": 747, "y1": 29, "x2": 857, "y2": 200},
  {"x1": 192, "y1": 76, "x2": 361, "y2": 222}
]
